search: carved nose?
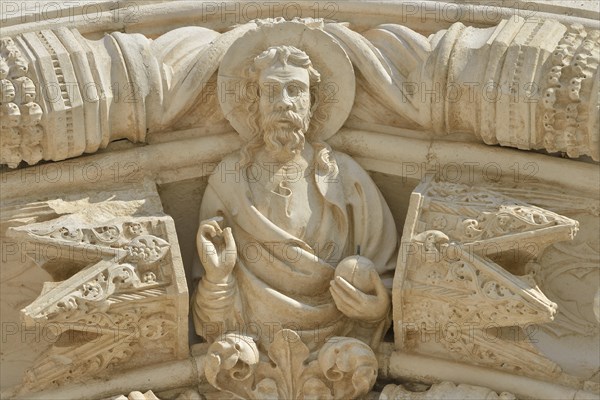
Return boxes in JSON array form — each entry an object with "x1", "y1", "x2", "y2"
[{"x1": 275, "y1": 98, "x2": 293, "y2": 111}]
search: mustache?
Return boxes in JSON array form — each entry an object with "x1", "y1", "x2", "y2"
[{"x1": 261, "y1": 110, "x2": 307, "y2": 130}]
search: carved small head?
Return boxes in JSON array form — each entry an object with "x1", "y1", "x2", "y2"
[
  {"x1": 14, "y1": 76, "x2": 36, "y2": 104},
  {"x1": 0, "y1": 102, "x2": 20, "y2": 127},
  {"x1": 1, "y1": 79, "x2": 15, "y2": 103},
  {"x1": 0, "y1": 59, "x2": 9, "y2": 79}
]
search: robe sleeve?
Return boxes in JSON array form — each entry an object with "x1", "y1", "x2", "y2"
[
  {"x1": 192, "y1": 179, "x2": 240, "y2": 341},
  {"x1": 336, "y1": 152, "x2": 399, "y2": 285}
]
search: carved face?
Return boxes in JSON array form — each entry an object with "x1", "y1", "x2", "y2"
[
  {"x1": 258, "y1": 62, "x2": 311, "y2": 131},
  {"x1": 256, "y1": 62, "x2": 312, "y2": 158}
]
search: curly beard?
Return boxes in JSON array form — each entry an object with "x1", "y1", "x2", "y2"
[{"x1": 261, "y1": 110, "x2": 311, "y2": 158}]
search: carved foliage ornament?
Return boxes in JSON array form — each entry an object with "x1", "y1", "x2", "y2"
[
  {"x1": 205, "y1": 330, "x2": 377, "y2": 400},
  {"x1": 9, "y1": 216, "x2": 187, "y2": 394},
  {"x1": 394, "y1": 179, "x2": 579, "y2": 379}
]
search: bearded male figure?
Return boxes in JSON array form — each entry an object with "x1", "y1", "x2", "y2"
[{"x1": 193, "y1": 45, "x2": 398, "y2": 356}]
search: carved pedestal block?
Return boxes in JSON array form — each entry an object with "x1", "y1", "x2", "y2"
[
  {"x1": 3, "y1": 188, "x2": 188, "y2": 395},
  {"x1": 380, "y1": 381, "x2": 515, "y2": 400},
  {"x1": 394, "y1": 179, "x2": 579, "y2": 382}
]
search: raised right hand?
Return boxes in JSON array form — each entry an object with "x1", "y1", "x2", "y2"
[{"x1": 197, "y1": 216, "x2": 237, "y2": 284}]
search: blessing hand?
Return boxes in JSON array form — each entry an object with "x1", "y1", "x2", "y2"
[{"x1": 197, "y1": 216, "x2": 237, "y2": 284}]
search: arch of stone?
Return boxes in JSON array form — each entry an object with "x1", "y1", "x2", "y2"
[{"x1": 0, "y1": 1, "x2": 598, "y2": 399}]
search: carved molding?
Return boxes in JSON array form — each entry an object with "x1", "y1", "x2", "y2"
[
  {"x1": 1, "y1": 17, "x2": 598, "y2": 167},
  {"x1": 109, "y1": 389, "x2": 202, "y2": 400},
  {"x1": 380, "y1": 381, "x2": 516, "y2": 400}
]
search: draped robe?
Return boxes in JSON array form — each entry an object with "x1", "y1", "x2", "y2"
[{"x1": 193, "y1": 147, "x2": 398, "y2": 352}]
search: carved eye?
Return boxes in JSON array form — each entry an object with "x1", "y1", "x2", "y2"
[{"x1": 287, "y1": 84, "x2": 300, "y2": 97}]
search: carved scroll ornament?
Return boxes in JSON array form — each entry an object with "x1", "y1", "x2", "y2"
[{"x1": 1, "y1": 17, "x2": 598, "y2": 167}]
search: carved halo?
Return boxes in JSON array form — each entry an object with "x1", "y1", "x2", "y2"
[{"x1": 217, "y1": 20, "x2": 356, "y2": 142}]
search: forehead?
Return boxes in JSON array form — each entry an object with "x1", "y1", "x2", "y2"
[{"x1": 258, "y1": 63, "x2": 309, "y2": 85}]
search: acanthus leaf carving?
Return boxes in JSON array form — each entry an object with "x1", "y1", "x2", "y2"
[{"x1": 205, "y1": 330, "x2": 377, "y2": 400}]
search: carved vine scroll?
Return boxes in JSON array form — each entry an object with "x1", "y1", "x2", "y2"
[
  {"x1": 8, "y1": 215, "x2": 188, "y2": 394},
  {"x1": 394, "y1": 179, "x2": 579, "y2": 381}
]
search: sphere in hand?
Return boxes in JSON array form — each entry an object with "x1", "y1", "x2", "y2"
[{"x1": 335, "y1": 255, "x2": 376, "y2": 294}]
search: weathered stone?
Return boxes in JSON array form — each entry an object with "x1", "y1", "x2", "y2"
[{"x1": 1, "y1": 2, "x2": 598, "y2": 400}]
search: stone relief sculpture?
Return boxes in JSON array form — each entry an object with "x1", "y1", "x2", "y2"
[
  {"x1": 5, "y1": 186, "x2": 189, "y2": 395},
  {"x1": 193, "y1": 22, "x2": 397, "y2": 399},
  {"x1": 1, "y1": 8, "x2": 598, "y2": 400},
  {"x1": 1, "y1": 17, "x2": 598, "y2": 167},
  {"x1": 188, "y1": 20, "x2": 582, "y2": 399}
]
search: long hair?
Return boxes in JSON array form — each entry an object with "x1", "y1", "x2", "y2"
[{"x1": 240, "y1": 46, "x2": 323, "y2": 166}]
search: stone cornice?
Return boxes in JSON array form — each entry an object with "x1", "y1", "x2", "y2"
[
  {"x1": 2, "y1": 1, "x2": 599, "y2": 38},
  {"x1": 1, "y1": 128, "x2": 598, "y2": 203}
]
